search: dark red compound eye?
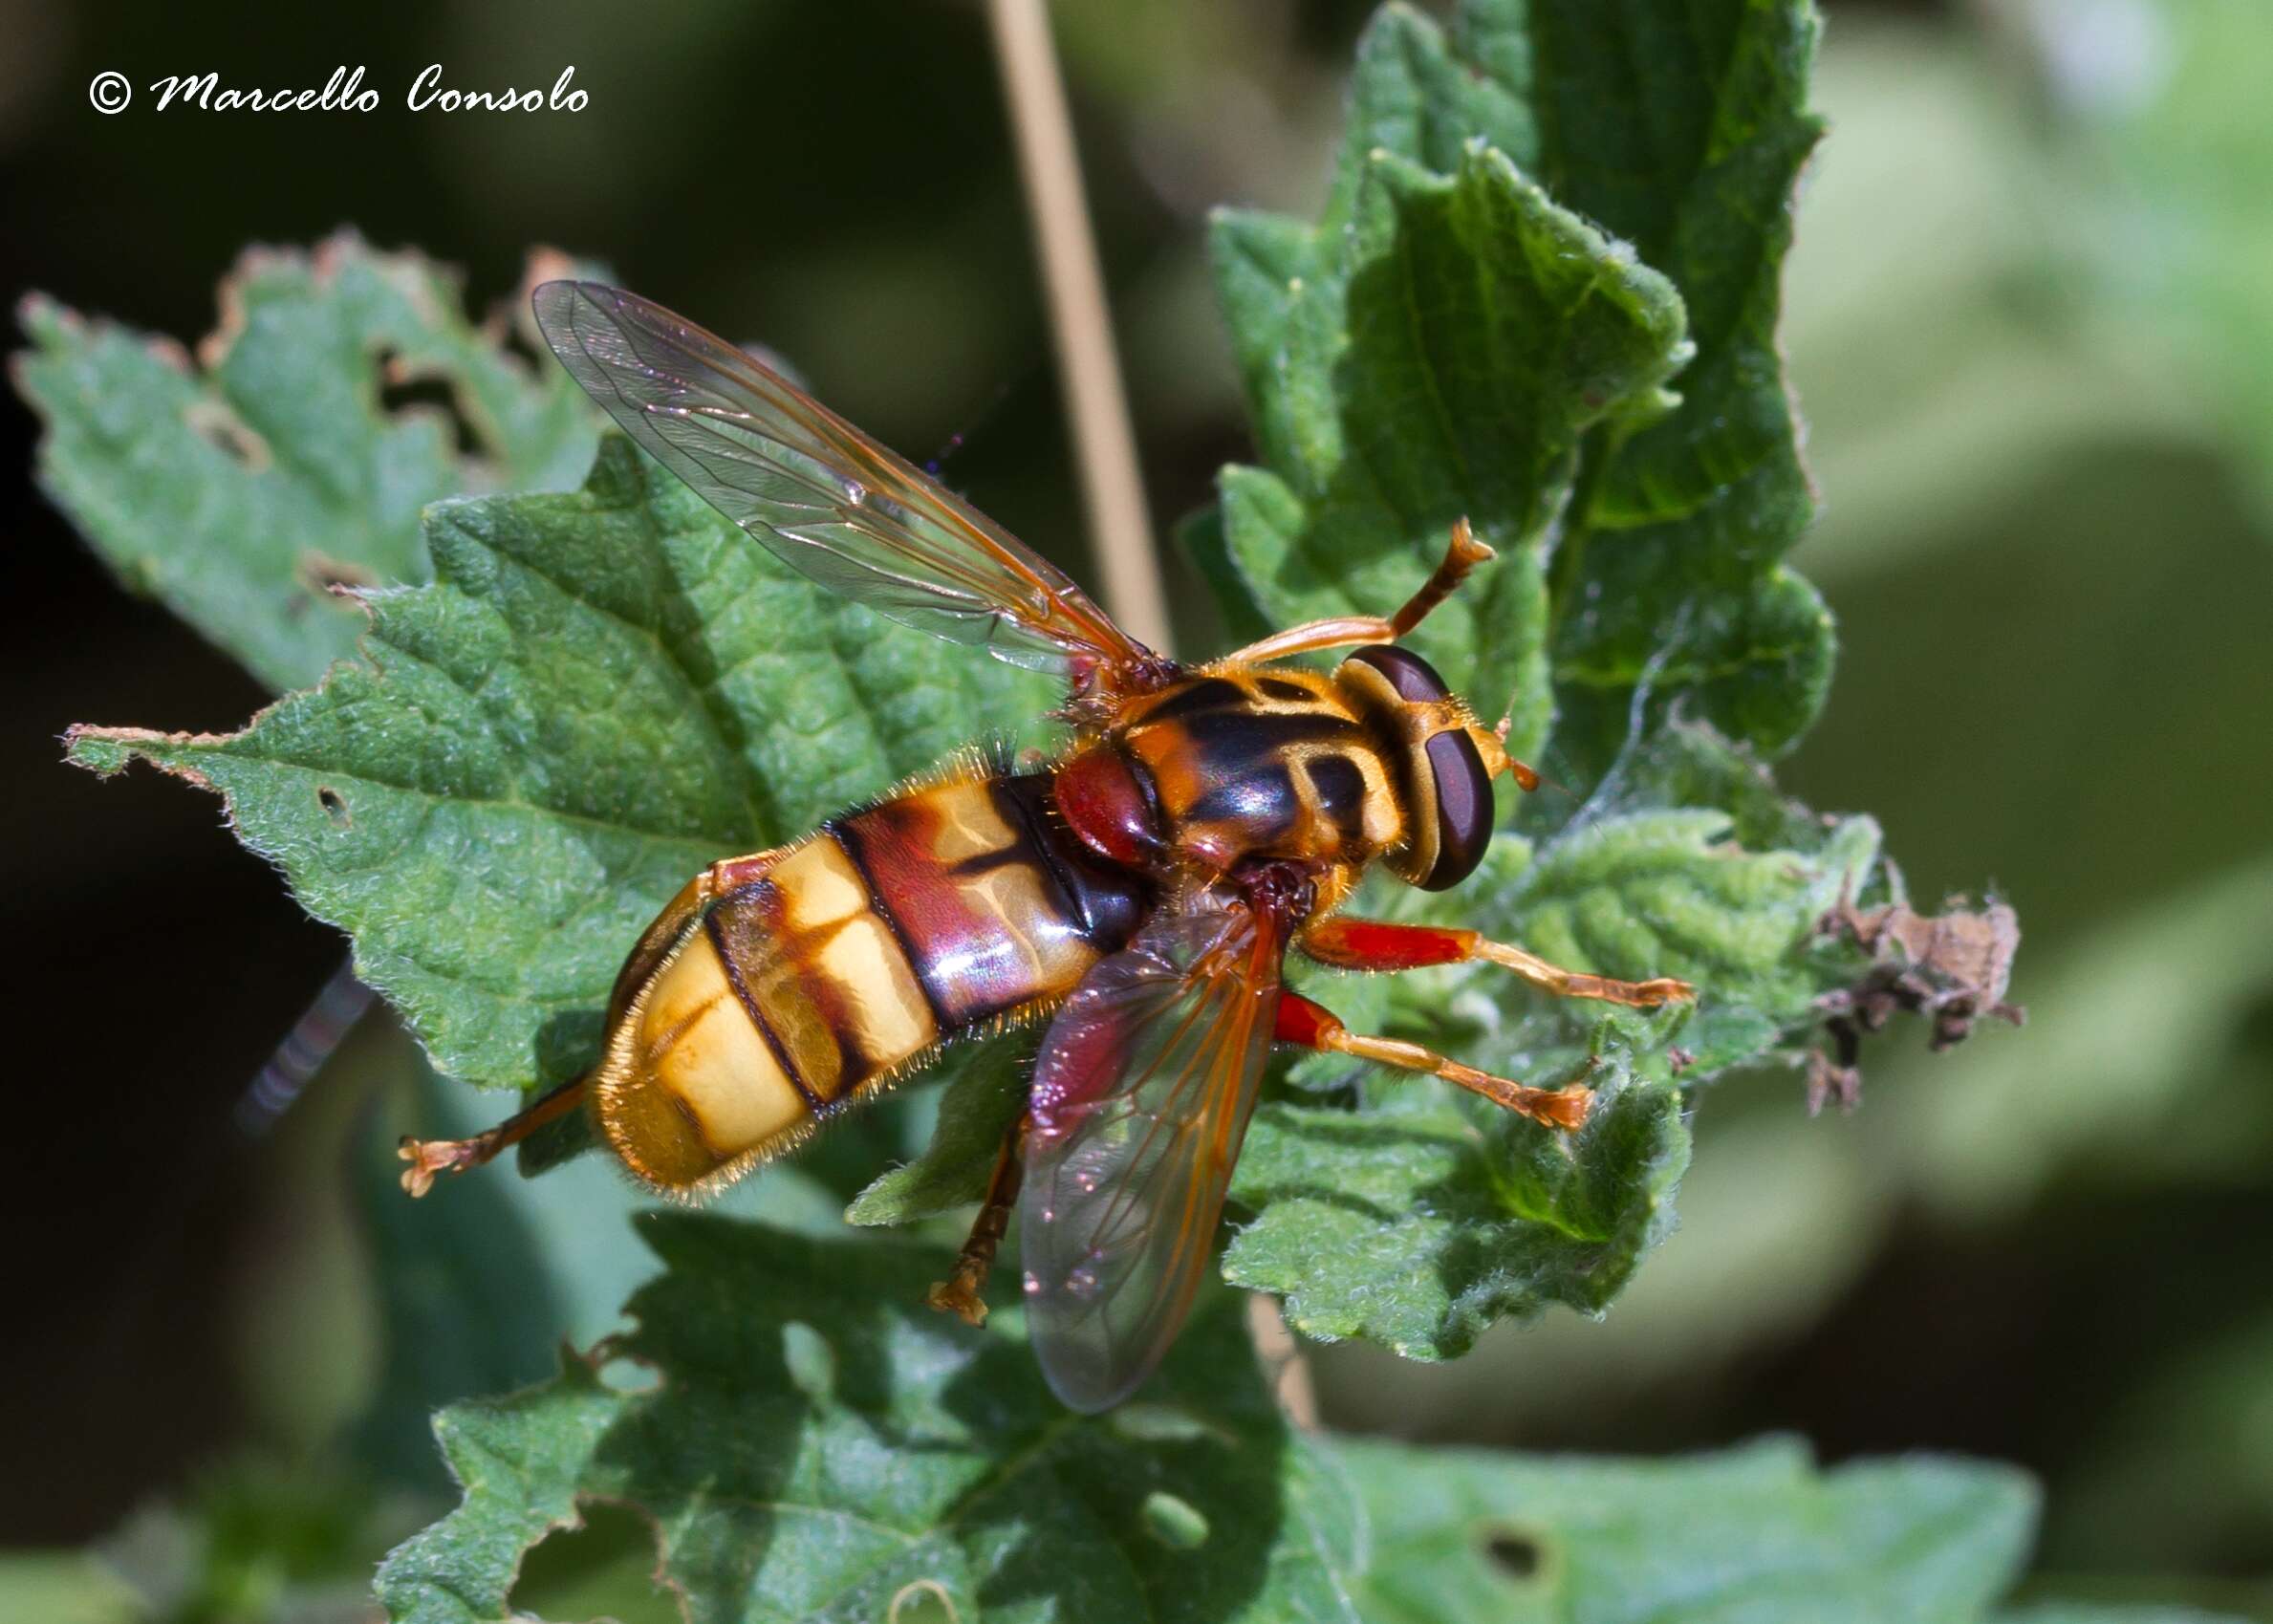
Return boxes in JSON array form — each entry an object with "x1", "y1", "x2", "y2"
[
  {"x1": 1418, "y1": 729, "x2": 1493, "y2": 890},
  {"x1": 1350, "y1": 643, "x2": 1447, "y2": 704},
  {"x1": 1348, "y1": 645, "x2": 1493, "y2": 891}
]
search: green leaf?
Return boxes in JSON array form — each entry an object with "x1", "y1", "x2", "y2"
[
  {"x1": 67, "y1": 435, "x2": 1054, "y2": 1099},
  {"x1": 1337, "y1": 1432, "x2": 2038, "y2": 1624},
  {"x1": 60, "y1": 0, "x2": 1993, "y2": 1380},
  {"x1": 347, "y1": 1026, "x2": 618, "y2": 1487},
  {"x1": 14, "y1": 233, "x2": 600, "y2": 692},
  {"x1": 843, "y1": 1031, "x2": 1034, "y2": 1227},
  {"x1": 1199, "y1": 0, "x2": 1832, "y2": 772},
  {"x1": 1515, "y1": 0, "x2": 1832, "y2": 773},
  {"x1": 1207, "y1": 134, "x2": 1689, "y2": 728},
  {"x1": 379, "y1": 1222, "x2": 2223, "y2": 1624},
  {"x1": 1234, "y1": 741, "x2": 1876, "y2": 1357},
  {"x1": 1179, "y1": 0, "x2": 1897, "y2": 1360},
  {"x1": 1228, "y1": 1035, "x2": 1689, "y2": 1357},
  {"x1": 1487, "y1": 802, "x2": 1879, "y2": 1072},
  {"x1": 336, "y1": 1004, "x2": 878, "y2": 1496},
  {"x1": 376, "y1": 1214, "x2": 1365, "y2": 1624}
]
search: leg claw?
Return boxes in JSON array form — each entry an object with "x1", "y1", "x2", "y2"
[
  {"x1": 1528, "y1": 1085, "x2": 1592, "y2": 1131},
  {"x1": 398, "y1": 1135, "x2": 479, "y2": 1199},
  {"x1": 925, "y1": 1278, "x2": 988, "y2": 1328},
  {"x1": 1450, "y1": 1067, "x2": 1592, "y2": 1131}
]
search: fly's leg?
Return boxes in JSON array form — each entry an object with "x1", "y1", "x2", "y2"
[
  {"x1": 1273, "y1": 991, "x2": 1591, "y2": 1130},
  {"x1": 1384, "y1": 515, "x2": 1497, "y2": 637},
  {"x1": 1217, "y1": 518, "x2": 1494, "y2": 665},
  {"x1": 1300, "y1": 916, "x2": 1695, "y2": 1008},
  {"x1": 399, "y1": 1072, "x2": 593, "y2": 1196},
  {"x1": 400, "y1": 846, "x2": 787, "y2": 1197},
  {"x1": 927, "y1": 1113, "x2": 1029, "y2": 1326}
]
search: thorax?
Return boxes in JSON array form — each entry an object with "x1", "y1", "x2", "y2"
[{"x1": 1107, "y1": 666, "x2": 1405, "y2": 877}]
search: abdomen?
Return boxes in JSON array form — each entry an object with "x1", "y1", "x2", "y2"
[{"x1": 594, "y1": 769, "x2": 1146, "y2": 1194}]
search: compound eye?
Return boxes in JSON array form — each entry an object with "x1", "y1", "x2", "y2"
[
  {"x1": 1350, "y1": 643, "x2": 1450, "y2": 704},
  {"x1": 1419, "y1": 729, "x2": 1493, "y2": 890}
]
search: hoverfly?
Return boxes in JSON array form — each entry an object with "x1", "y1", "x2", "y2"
[{"x1": 399, "y1": 282, "x2": 1694, "y2": 1412}]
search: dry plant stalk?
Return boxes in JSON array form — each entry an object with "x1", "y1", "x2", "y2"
[
  {"x1": 984, "y1": 0, "x2": 1171, "y2": 651},
  {"x1": 985, "y1": 0, "x2": 1313, "y2": 1421}
]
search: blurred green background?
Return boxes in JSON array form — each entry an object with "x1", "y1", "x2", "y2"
[{"x1": 4, "y1": 0, "x2": 2269, "y2": 1618}]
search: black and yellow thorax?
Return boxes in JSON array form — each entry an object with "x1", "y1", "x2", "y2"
[{"x1": 1107, "y1": 666, "x2": 1409, "y2": 877}]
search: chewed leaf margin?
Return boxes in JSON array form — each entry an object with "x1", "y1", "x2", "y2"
[{"x1": 15, "y1": 231, "x2": 601, "y2": 692}]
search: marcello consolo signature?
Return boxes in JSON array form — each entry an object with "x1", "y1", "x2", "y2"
[{"x1": 137, "y1": 65, "x2": 587, "y2": 114}]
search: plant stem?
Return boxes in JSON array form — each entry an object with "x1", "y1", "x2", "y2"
[
  {"x1": 1245, "y1": 1292, "x2": 1321, "y2": 1431},
  {"x1": 984, "y1": 0, "x2": 1171, "y2": 652},
  {"x1": 985, "y1": 0, "x2": 1315, "y2": 1426}
]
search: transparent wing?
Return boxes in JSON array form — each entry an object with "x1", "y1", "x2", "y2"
[
  {"x1": 1020, "y1": 902, "x2": 1286, "y2": 1413},
  {"x1": 531, "y1": 280, "x2": 1157, "y2": 683}
]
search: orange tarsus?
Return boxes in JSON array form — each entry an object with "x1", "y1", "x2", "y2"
[
  {"x1": 1213, "y1": 518, "x2": 1501, "y2": 668},
  {"x1": 926, "y1": 1112, "x2": 1029, "y2": 1326},
  {"x1": 397, "y1": 1136, "x2": 474, "y2": 1199},
  {"x1": 397, "y1": 1072, "x2": 592, "y2": 1198},
  {"x1": 1389, "y1": 516, "x2": 1495, "y2": 639},
  {"x1": 1271, "y1": 988, "x2": 1591, "y2": 1132},
  {"x1": 925, "y1": 1277, "x2": 990, "y2": 1328}
]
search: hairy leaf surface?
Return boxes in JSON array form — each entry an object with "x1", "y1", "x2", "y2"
[
  {"x1": 69, "y1": 437, "x2": 1052, "y2": 1096},
  {"x1": 1184, "y1": 0, "x2": 1871, "y2": 1355},
  {"x1": 1199, "y1": 137, "x2": 1686, "y2": 747},
  {"x1": 375, "y1": 1216, "x2": 1363, "y2": 1624},
  {"x1": 1193, "y1": 0, "x2": 1830, "y2": 774},
  {"x1": 372, "y1": 1221, "x2": 2175, "y2": 1624}
]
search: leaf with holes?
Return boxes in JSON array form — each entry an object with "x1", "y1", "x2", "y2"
[
  {"x1": 14, "y1": 233, "x2": 600, "y2": 692},
  {"x1": 67, "y1": 435, "x2": 1054, "y2": 1101},
  {"x1": 57, "y1": 0, "x2": 2015, "y2": 1388},
  {"x1": 374, "y1": 1213, "x2": 1365, "y2": 1624},
  {"x1": 1339, "y1": 1433, "x2": 2040, "y2": 1624}
]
